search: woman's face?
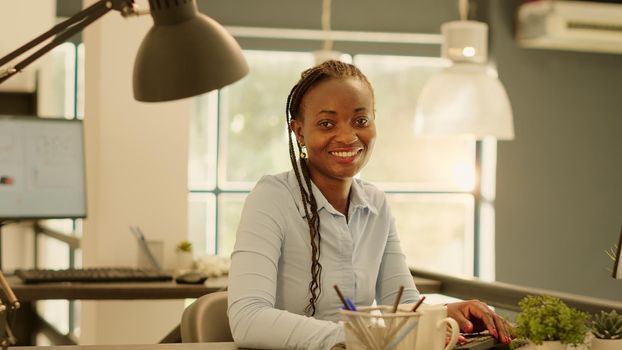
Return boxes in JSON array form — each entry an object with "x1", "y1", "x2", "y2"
[{"x1": 291, "y1": 77, "x2": 376, "y2": 186}]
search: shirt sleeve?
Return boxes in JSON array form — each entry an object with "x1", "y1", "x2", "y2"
[
  {"x1": 227, "y1": 177, "x2": 345, "y2": 350},
  {"x1": 375, "y1": 198, "x2": 420, "y2": 306}
]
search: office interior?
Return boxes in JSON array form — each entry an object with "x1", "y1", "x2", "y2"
[{"x1": 1, "y1": 0, "x2": 621, "y2": 346}]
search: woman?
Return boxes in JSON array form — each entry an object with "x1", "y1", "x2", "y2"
[{"x1": 228, "y1": 60, "x2": 510, "y2": 349}]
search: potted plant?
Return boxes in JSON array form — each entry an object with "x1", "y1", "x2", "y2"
[
  {"x1": 513, "y1": 295, "x2": 589, "y2": 350},
  {"x1": 591, "y1": 310, "x2": 622, "y2": 350},
  {"x1": 175, "y1": 240, "x2": 194, "y2": 272}
]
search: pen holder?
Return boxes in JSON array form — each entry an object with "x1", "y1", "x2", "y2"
[
  {"x1": 340, "y1": 305, "x2": 420, "y2": 350},
  {"x1": 137, "y1": 240, "x2": 163, "y2": 269}
]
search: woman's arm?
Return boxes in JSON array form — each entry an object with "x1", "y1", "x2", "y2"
[{"x1": 227, "y1": 178, "x2": 345, "y2": 350}]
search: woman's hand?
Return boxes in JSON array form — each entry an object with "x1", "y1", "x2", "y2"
[{"x1": 446, "y1": 300, "x2": 512, "y2": 345}]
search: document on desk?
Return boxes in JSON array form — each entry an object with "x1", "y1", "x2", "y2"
[{"x1": 129, "y1": 226, "x2": 162, "y2": 270}]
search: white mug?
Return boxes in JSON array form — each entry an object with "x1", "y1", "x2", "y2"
[{"x1": 399, "y1": 304, "x2": 460, "y2": 350}]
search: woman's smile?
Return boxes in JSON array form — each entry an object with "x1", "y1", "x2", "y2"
[{"x1": 329, "y1": 148, "x2": 363, "y2": 162}]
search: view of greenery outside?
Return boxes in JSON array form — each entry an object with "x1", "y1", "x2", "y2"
[{"x1": 188, "y1": 50, "x2": 480, "y2": 276}]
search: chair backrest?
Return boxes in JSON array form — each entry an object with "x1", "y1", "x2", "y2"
[{"x1": 181, "y1": 291, "x2": 232, "y2": 343}]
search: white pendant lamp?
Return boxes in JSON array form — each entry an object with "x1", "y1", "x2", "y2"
[{"x1": 414, "y1": 1, "x2": 514, "y2": 140}]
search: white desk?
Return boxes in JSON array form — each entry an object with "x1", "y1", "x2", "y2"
[{"x1": 15, "y1": 343, "x2": 239, "y2": 350}]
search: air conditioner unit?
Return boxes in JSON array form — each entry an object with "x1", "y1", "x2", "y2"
[{"x1": 516, "y1": 0, "x2": 622, "y2": 54}]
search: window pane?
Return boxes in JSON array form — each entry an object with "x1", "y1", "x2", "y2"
[
  {"x1": 37, "y1": 235, "x2": 70, "y2": 269},
  {"x1": 37, "y1": 300, "x2": 70, "y2": 334},
  {"x1": 188, "y1": 193, "x2": 216, "y2": 256},
  {"x1": 355, "y1": 55, "x2": 476, "y2": 191},
  {"x1": 388, "y1": 193, "x2": 474, "y2": 275},
  {"x1": 76, "y1": 43, "x2": 85, "y2": 119},
  {"x1": 37, "y1": 43, "x2": 76, "y2": 118},
  {"x1": 218, "y1": 50, "x2": 314, "y2": 188},
  {"x1": 217, "y1": 194, "x2": 247, "y2": 256},
  {"x1": 188, "y1": 92, "x2": 218, "y2": 190}
]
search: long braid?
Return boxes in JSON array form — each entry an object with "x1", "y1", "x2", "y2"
[{"x1": 285, "y1": 60, "x2": 374, "y2": 315}]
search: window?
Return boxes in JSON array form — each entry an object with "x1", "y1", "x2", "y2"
[
  {"x1": 35, "y1": 41, "x2": 85, "y2": 342},
  {"x1": 188, "y1": 50, "x2": 496, "y2": 277}
]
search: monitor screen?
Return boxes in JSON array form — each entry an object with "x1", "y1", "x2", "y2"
[{"x1": 0, "y1": 115, "x2": 86, "y2": 219}]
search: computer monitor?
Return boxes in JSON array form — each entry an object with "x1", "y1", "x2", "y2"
[{"x1": 0, "y1": 115, "x2": 86, "y2": 220}]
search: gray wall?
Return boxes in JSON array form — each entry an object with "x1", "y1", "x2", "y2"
[
  {"x1": 199, "y1": 0, "x2": 622, "y2": 301},
  {"x1": 490, "y1": 1, "x2": 622, "y2": 301}
]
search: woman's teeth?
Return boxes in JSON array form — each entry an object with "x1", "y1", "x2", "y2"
[{"x1": 331, "y1": 151, "x2": 358, "y2": 158}]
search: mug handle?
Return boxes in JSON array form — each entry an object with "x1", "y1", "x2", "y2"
[{"x1": 437, "y1": 317, "x2": 459, "y2": 350}]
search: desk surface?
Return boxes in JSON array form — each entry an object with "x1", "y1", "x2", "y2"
[
  {"x1": 14, "y1": 341, "x2": 515, "y2": 350},
  {"x1": 7, "y1": 275, "x2": 229, "y2": 301},
  {"x1": 7, "y1": 275, "x2": 440, "y2": 301},
  {"x1": 15, "y1": 343, "x2": 239, "y2": 350}
]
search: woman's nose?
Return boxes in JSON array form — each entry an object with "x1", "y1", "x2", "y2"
[{"x1": 335, "y1": 125, "x2": 359, "y2": 144}]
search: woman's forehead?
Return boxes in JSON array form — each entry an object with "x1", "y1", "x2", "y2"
[{"x1": 301, "y1": 78, "x2": 373, "y2": 109}]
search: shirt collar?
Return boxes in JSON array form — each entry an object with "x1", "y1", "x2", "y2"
[{"x1": 287, "y1": 170, "x2": 377, "y2": 218}]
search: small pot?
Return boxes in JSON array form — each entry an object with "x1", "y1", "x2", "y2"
[
  {"x1": 533, "y1": 341, "x2": 566, "y2": 350},
  {"x1": 175, "y1": 251, "x2": 194, "y2": 272},
  {"x1": 591, "y1": 338, "x2": 622, "y2": 350}
]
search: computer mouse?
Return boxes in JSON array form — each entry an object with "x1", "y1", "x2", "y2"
[{"x1": 175, "y1": 271, "x2": 208, "y2": 284}]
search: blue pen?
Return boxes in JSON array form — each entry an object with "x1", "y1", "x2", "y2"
[{"x1": 345, "y1": 298, "x2": 357, "y2": 311}]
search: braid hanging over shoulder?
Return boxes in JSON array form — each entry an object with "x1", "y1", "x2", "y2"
[{"x1": 284, "y1": 60, "x2": 373, "y2": 315}]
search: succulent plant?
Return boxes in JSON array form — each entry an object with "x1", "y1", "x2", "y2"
[
  {"x1": 593, "y1": 310, "x2": 622, "y2": 340},
  {"x1": 176, "y1": 240, "x2": 193, "y2": 253}
]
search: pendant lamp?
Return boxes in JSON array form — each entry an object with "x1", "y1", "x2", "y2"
[{"x1": 414, "y1": 0, "x2": 514, "y2": 140}]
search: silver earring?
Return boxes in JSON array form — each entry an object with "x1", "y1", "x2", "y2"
[{"x1": 300, "y1": 145, "x2": 308, "y2": 159}]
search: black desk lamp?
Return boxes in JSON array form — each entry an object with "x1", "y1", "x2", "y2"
[{"x1": 0, "y1": 0, "x2": 249, "y2": 102}]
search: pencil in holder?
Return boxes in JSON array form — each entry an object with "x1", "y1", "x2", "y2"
[{"x1": 340, "y1": 305, "x2": 420, "y2": 350}]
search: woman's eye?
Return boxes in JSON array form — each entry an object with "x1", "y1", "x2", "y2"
[
  {"x1": 355, "y1": 117, "x2": 370, "y2": 127},
  {"x1": 318, "y1": 121, "x2": 334, "y2": 128}
]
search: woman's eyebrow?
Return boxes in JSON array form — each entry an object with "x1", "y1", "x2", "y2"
[
  {"x1": 317, "y1": 109, "x2": 337, "y2": 115},
  {"x1": 317, "y1": 107, "x2": 368, "y2": 115}
]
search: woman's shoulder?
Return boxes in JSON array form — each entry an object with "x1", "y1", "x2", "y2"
[
  {"x1": 253, "y1": 171, "x2": 291, "y2": 192},
  {"x1": 352, "y1": 178, "x2": 388, "y2": 207},
  {"x1": 249, "y1": 171, "x2": 299, "y2": 202}
]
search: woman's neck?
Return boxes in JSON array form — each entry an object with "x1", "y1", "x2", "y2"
[{"x1": 311, "y1": 175, "x2": 352, "y2": 217}]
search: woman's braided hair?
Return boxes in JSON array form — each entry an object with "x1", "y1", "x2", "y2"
[{"x1": 285, "y1": 60, "x2": 374, "y2": 315}]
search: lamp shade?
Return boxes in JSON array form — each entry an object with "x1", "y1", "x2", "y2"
[
  {"x1": 133, "y1": 0, "x2": 248, "y2": 102},
  {"x1": 414, "y1": 63, "x2": 514, "y2": 140}
]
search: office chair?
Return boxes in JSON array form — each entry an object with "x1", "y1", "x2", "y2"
[{"x1": 180, "y1": 291, "x2": 233, "y2": 342}]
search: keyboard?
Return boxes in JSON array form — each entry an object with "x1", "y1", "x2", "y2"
[
  {"x1": 454, "y1": 334, "x2": 499, "y2": 350},
  {"x1": 15, "y1": 267, "x2": 173, "y2": 284}
]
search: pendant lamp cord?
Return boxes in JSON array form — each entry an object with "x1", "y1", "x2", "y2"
[
  {"x1": 459, "y1": 0, "x2": 469, "y2": 21},
  {"x1": 321, "y1": 0, "x2": 333, "y2": 51}
]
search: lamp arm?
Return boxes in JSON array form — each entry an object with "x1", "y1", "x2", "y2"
[
  {"x1": 0, "y1": 268, "x2": 18, "y2": 349},
  {"x1": 0, "y1": 0, "x2": 137, "y2": 84},
  {"x1": 0, "y1": 272, "x2": 17, "y2": 311}
]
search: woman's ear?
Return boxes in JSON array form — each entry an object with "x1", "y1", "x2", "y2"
[{"x1": 290, "y1": 119, "x2": 304, "y2": 145}]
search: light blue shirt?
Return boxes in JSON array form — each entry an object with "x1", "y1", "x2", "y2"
[{"x1": 228, "y1": 170, "x2": 419, "y2": 350}]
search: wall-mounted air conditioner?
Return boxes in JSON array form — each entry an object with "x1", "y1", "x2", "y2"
[{"x1": 516, "y1": 0, "x2": 622, "y2": 55}]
